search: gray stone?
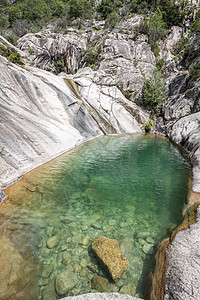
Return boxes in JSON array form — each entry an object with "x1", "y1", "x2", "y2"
[
  {"x1": 60, "y1": 293, "x2": 143, "y2": 300},
  {"x1": 46, "y1": 235, "x2": 59, "y2": 249},
  {"x1": 55, "y1": 271, "x2": 78, "y2": 295},
  {"x1": 119, "y1": 284, "x2": 135, "y2": 296},
  {"x1": 142, "y1": 243, "x2": 154, "y2": 255},
  {"x1": 62, "y1": 251, "x2": 71, "y2": 265},
  {"x1": 164, "y1": 206, "x2": 200, "y2": 300},
  {"x1": 41, "y1": 264, "x2": 54, "y2": 279}
]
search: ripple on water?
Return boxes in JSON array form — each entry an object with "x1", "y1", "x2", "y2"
[{"x1": 1, "y1": 134, "x2": 190, "y2": 300}]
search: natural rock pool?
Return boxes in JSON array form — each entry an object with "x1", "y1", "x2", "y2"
[{"x1": 0, "y1": 135, "x2": 190, "y2": 300}]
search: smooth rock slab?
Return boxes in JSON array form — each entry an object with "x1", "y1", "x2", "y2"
[
  {"x1": 164, "y1": 206, "x2": 200, "y2": 299},
  {"x1": 92, "y1": 236, "x2": 129, "y2": 282}
]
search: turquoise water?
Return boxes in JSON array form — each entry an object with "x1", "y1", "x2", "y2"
[{"x1": 1, "y1": 135, "x2": 190, "y2": 299}]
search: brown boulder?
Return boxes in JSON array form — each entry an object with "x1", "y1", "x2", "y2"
[
  {"x1": 91, "y1": 275, "x2": 109, "y2": 292},
  {"x1": 92, "y1": 236, "x2": 129, "y2": 282}
]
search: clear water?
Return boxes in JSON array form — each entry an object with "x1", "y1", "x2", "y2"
[{"x1": 1, "y1": 135, "x2": 190, "y2": 299}]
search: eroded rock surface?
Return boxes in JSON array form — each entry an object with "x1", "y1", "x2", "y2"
[
  {"x1": 92, "y1": 236, "x2": 129, "y2": 282},
  {"x1": 164, "y1": 206, "x2": 200, "y2": 299},
  {"x1": 0, "y1": 55, "x2": 148, "y2": 191},
  {"x1": 17, "y1": 32, "x2": 86, "y2": 74},
  {"x1": 17, "y1": 16, "x2": 155, "y2": 99}
]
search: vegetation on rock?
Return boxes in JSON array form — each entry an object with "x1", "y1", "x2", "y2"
[
  {"x1": 0, "y1": 44, "x2": 23, "y2": 64},
  {"x1": 142, "y1": 67, "x2": 166, "y2": 114}
]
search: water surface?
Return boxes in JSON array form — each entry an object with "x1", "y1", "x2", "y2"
[{"x1": 1, "y1": 135, "x2": 190, "y2": 299}]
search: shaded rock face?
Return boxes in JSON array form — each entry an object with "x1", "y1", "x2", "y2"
[
  {"x1": 168, "y1": 112, "x2": 200, "y2": 193},
  {"x1": 164, "y1": 206, "x2": 200, "y2": 300},
  {"x1": 17, "y1": 16, "x2": 155, "y2": 99},
  {"x1": 160, "y1": 74, "x2": 200, "y2": 193},
  {"x1": 17, "y1": 32, "x2": 85, "y2": 74},
  {"x1": 92, "y1": 236, "x2": 129, "y2": 282},
  {"x1": 99, "y1": 34, "x2": 155, "y2": 100}
]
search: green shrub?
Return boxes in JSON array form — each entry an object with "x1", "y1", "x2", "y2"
[
  {"x1": 142, "y1": 68, "x2": 166, "y2": 114},
  {"x1": 191, "y1": 9, "x2": 200, "y2": 33},
  {"x1": 84, "y1": 48, "x2": 99, "y2": 66},
  {"x1": 67, "y1": 0, "x2": 92, "y2": 19},
  {"x1": 54, "y1": 60, "x2": 65, "y2": 74},
  {"x1": 145, "y1": 118, "x2": 154, "y2": 132},
  {"x1": 96, "y1": 0, "x2": 115, "y2": 19},
  {"x1": 156, "y1": 58, "x2": 164, "y2": 70},
  {"x1": 7, "y1": 52, "x2": 23, "y2": 64},
  {"x1": 0, "y1": 44, "x2": 23, "y2": 65},
  {"x1": 28, "y1": 47, "x2": 35, "y2": 55},
  {"x1": 148, "y1": 8, "x2": 167, "y2": 52},
  {"x1": 6, "y1": 34, "x2": 17, "y2": 46},
  {"x1": 189, "y1": 62, "x2": 200, "y2": 79},
  {"x1": 105, "y1": 10, "x2": 120, "y2": 28}
]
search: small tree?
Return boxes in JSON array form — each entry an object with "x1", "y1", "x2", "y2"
[
  {"x1": 148, "y1": 8, "x2": 167, "y2": 51},
  {"x1": 96, "y1": 0, "x2": 115, "y2": 19},
  {"x1": 191, "y1": 9, "x2": 200, "y2": 37},
  {"x1": 142, "y1": 67, "x2": 166, "y2": 114},
  {"x1": 67, "y1": 0, "x2": 92, "y2": 19}
]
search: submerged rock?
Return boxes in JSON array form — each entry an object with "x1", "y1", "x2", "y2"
[
  {"x1": 92, "y1": 236, "x2": 129, "y2": 282},
  {"x1": 119, "y1": 284, "x2": 136, "y2": 296},
  {"x1": 46, "y1": 235, "x2": 59, "y2": 249},
  {"x1": 55, "y1": 271, "x2": 78, "y2": 295},
  {"x1": 91, "y1": 275, "x2": 109, "y2": 292}
]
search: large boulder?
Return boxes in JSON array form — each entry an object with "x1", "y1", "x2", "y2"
[
  {"x1": 164, "y1": 206, "x2": 200, "y2": 299},
  {"x1": 92, "y1": 236, "x2": 129, "y2": 282},
  {"x1": 61, "y1": 293, "x2": 143, "y2": 300}
]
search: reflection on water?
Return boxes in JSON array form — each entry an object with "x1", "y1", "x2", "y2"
[{"x1": 1, "y1": 135, "x2": 190, "y2": 299}]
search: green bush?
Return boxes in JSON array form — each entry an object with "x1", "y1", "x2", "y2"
[
  {"x1": 156, "y1": 58, "x2": 164, "y2": 70},
  {"x1": 105, "y1": 10, "x2": 120, "y2": 28},
  {"x1": 142, "y1": 68, "x2": 166, "y2": 114},
  {"x1": 84, "y1": 47, "x2": 99, "y2": 66},
  {"x1": 67, "y1": 0, "x2": 92, "y2": 19},
  {"x1": 28, "y1": 47, "x2": 35, "y2": 55},
  {"x1": 7, "y1": 52, "x2": 23, "y2": 64},
  {"x1": 96, "y1": 0, "x2": 115, "y2": 19},
  {"x1": 145, "y1": 118, "x2": 154, "y2": 132},
  {"x1": 191, "y1": 9, "x2": 200, "y2": 37},
  {"x1": 0, "y1": 44, "x2": 23, "y2": 65},
  {"x1": 54, "y1": 60, "x2": 65, "y2": 74},
  {"x1": 189, "y1": 62, "x2": 200, "y2": 79},
  {"x1": 148, "y1": 8, "x2": 167, "y2": 52}
]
